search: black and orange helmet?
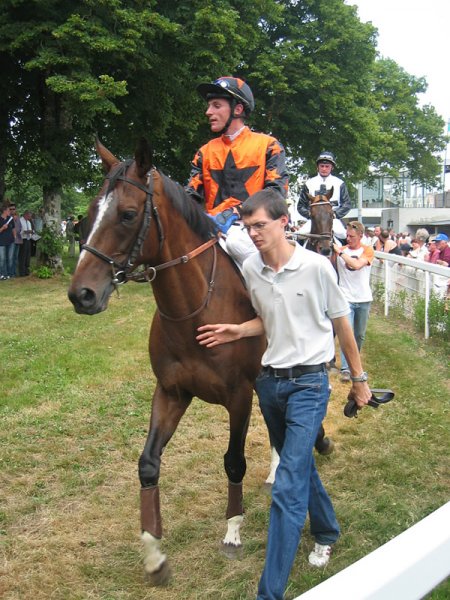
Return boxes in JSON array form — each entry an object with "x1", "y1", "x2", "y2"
[{"x1": 197, "y1": 76, "x2": 255, "y2": 116}]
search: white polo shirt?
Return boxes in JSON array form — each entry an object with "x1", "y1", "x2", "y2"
[
  {"x1": 336, "y1": 245, "x2": 374, "y2": 303},
  {"x1": 242, "y1": 243, "x2": 350, "y2": 368}
]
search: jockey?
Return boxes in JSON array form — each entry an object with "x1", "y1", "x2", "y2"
[
  {"x1": 297, "y1": 151, "x2": 351, "y2": 240},
  {"x1": 186, "y1": 76, "x2": 288, "y2": 265}
]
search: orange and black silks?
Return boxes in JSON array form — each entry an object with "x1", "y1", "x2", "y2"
[{"x1": 186, "y1": 127, "x2": 289, "y2": 216}]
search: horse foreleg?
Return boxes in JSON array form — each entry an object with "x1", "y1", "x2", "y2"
[{"x1": 139, "y1": 384, "x2": 190, "y2": 585}]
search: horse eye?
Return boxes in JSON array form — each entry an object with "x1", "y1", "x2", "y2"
[{"x1": 121, "y1": 210, "x2": 137, "y2": 223}]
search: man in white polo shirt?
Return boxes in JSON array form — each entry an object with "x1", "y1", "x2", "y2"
[
  {"x1": 197, "y1": 189, "x2": 370, "y2": 600},
  {"x1": 333, "y1": 220, "x2": 374, "y2": 382}
]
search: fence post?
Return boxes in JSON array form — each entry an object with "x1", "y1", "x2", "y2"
[
  {"x1": 424, "y1": 271, "x2": 430, "y2": 339},
  {"x1": 384, "y1": 261, "x2": 390, "y2": 317}
]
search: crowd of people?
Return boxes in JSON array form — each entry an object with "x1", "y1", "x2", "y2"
[
  {"x1": 0, "y1": 203, "x2": 43, "y2": 279},
  {"x1": 363, "y1": 225, "x2": 450, "y2": 265},
  {"x1": 0, "y1": 204, "x2": 91, "y2": 281}
]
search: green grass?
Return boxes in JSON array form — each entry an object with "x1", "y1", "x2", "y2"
[{"x1": 0, "y1": 250, "x2": 449, "y2": 599}]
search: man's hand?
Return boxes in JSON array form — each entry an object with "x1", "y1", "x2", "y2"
[
  {"x1": 197, "y1": 323, "x2": 242, "y2": 347},
  {"x1": 197, "y1": 316, "x2": 264, "y2": 348},
  {"x1": 348, "y1": 381, "x2": 371, "y2": 408}
]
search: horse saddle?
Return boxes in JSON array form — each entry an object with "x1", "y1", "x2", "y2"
[{"x1": 344, "y1": 389, "x2": 395, "y2": 418}]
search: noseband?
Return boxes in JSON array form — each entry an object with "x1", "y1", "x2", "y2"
[{"x1": 82, "y1": 160, "x2": 161, "y2": 287}]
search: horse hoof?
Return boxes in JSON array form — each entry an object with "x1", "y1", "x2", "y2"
[
  {"x1": 144, "y1": 560, "x2": 172, "y2": 586},
  {"x1": 220, "y1": 541, "x2": 243, "y2": 560},
  {"x1": 263, "y1": 481, "x2": 273, "y2": 494},
  {"x1": 316, "y1": 437, "x2": 335, "y2": 455}
]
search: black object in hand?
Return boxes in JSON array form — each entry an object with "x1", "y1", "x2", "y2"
[{"x1": 344, "y1": 389, "x2": 395, "y2": 418}]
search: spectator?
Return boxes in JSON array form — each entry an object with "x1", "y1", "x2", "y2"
[
  {"x1": 399, "y1": 243, "x2": 412, "y2": 257},
  {"x1": 73, "y1": 214, "x2": 85, "y2": 254},
  {"x1": 377, "y1": 229, "x2": 401, "y2": 255},
  {"x1": 18, "y1": 209, "x2": 33, "y2": 276},
  {"x1": 425, "y1": 237, "x2": 440, "y2": 264},
  {"x1": 9, "y1": 203, "x2": 21, "y2": 277},
  {"x1": 77, "y1": 215, "x2": 90, "y2": 252},
  {"x1": 186, "y1": 76, "x2": 288, "y2": 266},
  {"x1": 197, "y1": 189, "x2": 370, "y2": 600},
  {"x1": 0, "y1": 203, "x2": 15, "y2": 280},
  {"x1": 435, "y1": 233, "x2": 450, "y2": 267},
  {"x1": 333, "y1": 221, "x2": 374, "y2": 382},
  {"x1": 409, "y1": 229, "x2": 429, "y2": 261},
  {"x1": 33, "y1": 208, "x2": 44, "y2": 259},
  {"x1": 66, "y1": 216, "x2": 76, "y2": 257},
  {"x1": 362, "y1": 226, "x2": 377, "y2": 247},
  {"x1": 297, "y1": 151, "x2": 351, "y2": 240}
]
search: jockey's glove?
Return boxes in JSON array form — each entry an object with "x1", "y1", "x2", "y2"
[{"x1": 208, "y1": 208, "x2": 239, "y2": 234}]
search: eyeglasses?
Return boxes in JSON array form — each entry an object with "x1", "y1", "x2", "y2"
[{"x1": 243, "y1": 221, "x2": 274, "y2": 233}]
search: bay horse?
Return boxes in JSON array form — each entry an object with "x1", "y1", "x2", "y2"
[
  {"x1": 68, "y1": 138, "x2": 265, "y2": 584},
  {"x1": 306, "y1": 187, "x2": 335, "y2": 258}
]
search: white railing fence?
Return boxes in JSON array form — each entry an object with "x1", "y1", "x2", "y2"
[
  {"x1": 370, "y1": 252, "x2": 449, "y2": 339},
  {"x1": 296, "y1": 502, "x2": 450, "y2": 600}
]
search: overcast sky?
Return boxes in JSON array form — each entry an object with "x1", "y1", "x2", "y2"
[{"x1": 348, "y1": 0, "x2": 450, "y2": 124}]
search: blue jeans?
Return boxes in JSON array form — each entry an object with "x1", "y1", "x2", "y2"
[
  {"x1": 255, "y1": 369, "x2": 340, "y2": 600},
  {"x1": 340, "y1": 301, "x2": 371, "y2": 372},
  {"x1": 0, "y1": 243, "x2": 15, "y2": 277}
]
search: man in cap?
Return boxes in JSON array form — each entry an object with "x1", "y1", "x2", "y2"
[
  {"x1": 186, "y1": 76, "x2": 288, "y2": 265},
  {"x1": 297, "y1": 151, "x2": 351, "y2": 240},
  {"x1": 434, "y1": 233, "x2": 450, "y2": 267}
]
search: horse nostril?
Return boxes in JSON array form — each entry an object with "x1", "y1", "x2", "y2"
[{"x1": 68, "y1": 287, "x2": 97, "y2": 309}]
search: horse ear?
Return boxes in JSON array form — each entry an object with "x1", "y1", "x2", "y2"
[
  {"x1": 307, "y1": 193, "x2": 315, "y2": 203},
  {"x1": 326, "y1": 187, "x2": 334, "y2": 200},
  {"x1": 95, "y1": 137, "x2": 120, "y2": 173},
  {"x1": 135, "y1": 138, "x2": 154, "y2": 178}
]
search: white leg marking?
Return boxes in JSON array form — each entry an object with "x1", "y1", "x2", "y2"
[
  {"x1": 265, "y1": 446, "x2": 280, "y2": 485},
  {"x1": 141, "y1": 531, "x2": 166, "y2": 574},
  {"x1": 223, "y1": 514, "x2": 244, "y2": 547}
]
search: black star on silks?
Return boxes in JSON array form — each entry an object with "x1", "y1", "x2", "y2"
[{"x1": 210, "y1": 151, "x2": 258, "y2": 207}]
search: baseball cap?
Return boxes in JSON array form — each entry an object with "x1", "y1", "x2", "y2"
[{"x1": 434, "y1": 233, "x2": 449, "y2": 242}]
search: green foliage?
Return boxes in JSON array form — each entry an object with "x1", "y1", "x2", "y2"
[
  {"x1": 38, "y1": 224, "x2": 64, "y2": 266},
  {"x1": 0, "y1": 0, "x2": 446, "y2": 207},
  {"x1": 374, "y1": 285, "x2": 449, "y2": 345},
  {"x1": 33, "y1": 265, "x2": 54, "y2": 279},
  {"x1": 413, "y1": 292, "x2": 450, "y2": 341}
]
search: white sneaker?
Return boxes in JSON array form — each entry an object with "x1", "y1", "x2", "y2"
[{"x1": 308, "y1": 543, "x2": 332, "y2": 567}]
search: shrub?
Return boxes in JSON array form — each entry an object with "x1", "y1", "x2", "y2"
[{"x1": 33, "y1": 265, "x2": 54, "y2": 279}]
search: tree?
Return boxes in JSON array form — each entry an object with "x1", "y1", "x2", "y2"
[
  {"x1": 368, "y1": 58, "x2": 445, "y2": 188},
  {"x1": 0, "y1": 0, "x2": 446, "y2": 249}
]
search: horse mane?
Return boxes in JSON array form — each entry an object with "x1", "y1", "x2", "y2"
[{"x1": 158, "y1": 171, "x2": 219, "y2": 242}]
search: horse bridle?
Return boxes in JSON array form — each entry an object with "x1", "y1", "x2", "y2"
[
  {"x1": 308, "y1": 199, "x2": 334, "y2": 243},
  {"x1": 82, "y1": 160, "x2": 161, "y2": 287},
  {"x1": 82, "y1": 160, "x2": 219, "y2": 320}
]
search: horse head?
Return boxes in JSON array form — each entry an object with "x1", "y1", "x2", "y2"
[
  {"x1": 308, "y1": 187, "x2": 334, "y2": 257},
  {"x1": 68, "y1": 138, "x2": 157, "y2": 314}
]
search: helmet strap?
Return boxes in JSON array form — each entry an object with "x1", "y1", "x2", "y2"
[{"x1": 218, "y1": 98, "x2": 244, "y2": 135}]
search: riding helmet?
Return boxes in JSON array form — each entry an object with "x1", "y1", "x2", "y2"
[
  {"x1": 197, "y1": 76, "x2": 255, "y2": 116},
  {"x1": 316, "y1": 151, "x2": 336, "y2": 167}
]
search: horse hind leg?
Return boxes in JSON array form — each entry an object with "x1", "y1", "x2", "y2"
[
  {"x1": 264, "y1": 423, "x2": 334, "y2": 488},
  {"x1": 221, "y1": 397, "x2": 251, "y2": 559}
]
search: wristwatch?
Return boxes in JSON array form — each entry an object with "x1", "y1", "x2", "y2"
[{"x1": 350, "y1": 371, "x2": 368, "y2": 382}]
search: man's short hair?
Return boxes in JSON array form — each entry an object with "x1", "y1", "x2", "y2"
[
  {"x1": 347, "y1": 221, "x2": 364, "y2": 235},
  {"x1": 240, "y1": 189, "x2": 289, "y2": 220}
]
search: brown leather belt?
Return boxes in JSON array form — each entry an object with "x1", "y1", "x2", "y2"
[{"x1": 262, "y1": 364, "x2": 325, "y2": 378}]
